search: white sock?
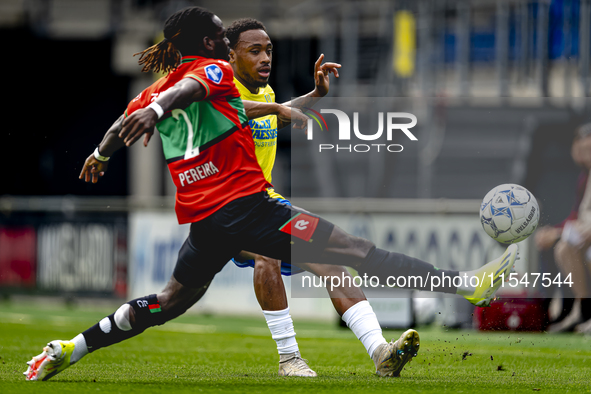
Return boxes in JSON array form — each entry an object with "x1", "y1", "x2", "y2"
[
  {"x1": 342, "y1": 300, "x2": 387, "y2": 358},
  {"x1": 69, "y1": 333, "x2": 89, "y2": 364},
  {"x1": 263, "y1": 307, "x2": 299, "y2": 355}
]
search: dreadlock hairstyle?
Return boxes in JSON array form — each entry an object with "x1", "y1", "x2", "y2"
[
  {"x1": 226, "y1": 18, "x2": 267, "y2": 49},
  {"x1": 134, "y1": 7, "x2": 218, "y2": 74}
]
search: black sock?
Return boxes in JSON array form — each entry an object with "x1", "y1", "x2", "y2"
[
  {"x1": 358, "y1": 247, "x2": 460, "y2": 294},
  {"x1": 83, "y1": 294, "x2": 167, "y2": 352},
  {"x1": 581, "y1": 298, "x2": 591, "y2": 321},
  {"x1": 559, "y1": 298, "x2": 575, "y2": 320}
]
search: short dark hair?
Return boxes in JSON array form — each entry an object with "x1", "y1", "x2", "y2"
[
  {"x1": 135, "y1": 6, "x2": 218, "y2": 74},
  {"x1": 226, "y1": 18, "x2": 267, "y2": 49}
]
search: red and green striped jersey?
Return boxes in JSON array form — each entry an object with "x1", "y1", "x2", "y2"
[{"x1": 126, "y1": 56, "x2": 271, "y2": 224}]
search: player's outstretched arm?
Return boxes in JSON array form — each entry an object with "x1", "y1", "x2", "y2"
[
  {"x1": 80, "y1": 78, "x2": 207, "y2": 183},
  {"x1": 283, "y1": 54, "x2": 341, "y2": 109},
  {"x1": 279, "y1": 54, "x2": 340, "y2": 129},
  {"x1": 242, "y1": 100, "x2": 282, "y2": 120},
  {"x1": 79, "y1": 115, "x2": 125, "y2": 183},
  {"x1": 311, "y1": 53, "x2": 341, "y2": 97},
  {"x1": 119, "y1": 78, "x2": 207, "y2": 147}
]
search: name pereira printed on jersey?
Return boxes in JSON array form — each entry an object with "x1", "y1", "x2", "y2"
[{"x1": 178, "y1": 161, "x2": 220, "y2": 187}]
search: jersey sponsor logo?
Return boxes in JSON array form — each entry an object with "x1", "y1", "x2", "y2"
[
  {"x1": 254, "y1": 140, "x2": 277, "y2": 148},
  {"x1": 204, "y1": 64, "x2": 223, "y2": 84},
  {"x1": 279, "y1": 213, "x2": 319, "y2": 242},
  {"x1": 250, "y1": 119, "x2": 277, "y2": 140},
  {"x1": 132, "y1": 92, "x2": 143, "y2": 102},
  {"x1": 178, "y1": 161, "x2": 220, "y2": 187}
]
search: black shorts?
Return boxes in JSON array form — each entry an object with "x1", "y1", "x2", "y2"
[{"x1": 173, "y1": 191, "x2": 334, "y2": 288}]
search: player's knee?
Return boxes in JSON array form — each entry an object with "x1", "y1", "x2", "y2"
[
  {"x1": 157, "y1": 290, "x2": 181, "y2": 316},
  {"x1": 353, "y1": 237, "x2": 375, "y2": 256},
  {"x1": 158, "y1": 281, "x2": 211, "y2": 320},
  {"x1": 157, "y1": 277, "x2": 192, "y2": 316},
  {"x1": 236, "y1": 250, "x2": 256, "y2": 262},
  {"x1": 254, "y1": 255, "x2": 281, "y2": 269},
  {"x1": 554, "y1": 240, "x2": 569, "y2": 265},
  {"x1": 328, "y1": 226, "x2": 375, "y2": 258}
]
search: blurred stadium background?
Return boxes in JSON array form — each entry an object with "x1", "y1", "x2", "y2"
[{"x1": 1, "y1": 0, "x2": 589, "y2": 330}]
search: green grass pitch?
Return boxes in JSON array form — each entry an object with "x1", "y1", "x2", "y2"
[{"x1": 1, "y1": 301, "x2": 590, "y2": 393}]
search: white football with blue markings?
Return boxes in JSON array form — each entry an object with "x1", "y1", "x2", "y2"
[{"x1": 480, "y1": 183, "x2": 539, "y2": 244}]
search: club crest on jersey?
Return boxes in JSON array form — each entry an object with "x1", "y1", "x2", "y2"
[{"x1": 205, "y1": 64, "x2": 223, "y2": 84}]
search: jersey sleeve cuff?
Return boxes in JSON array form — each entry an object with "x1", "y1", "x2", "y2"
[{"x1": 186, "y1": 74, "x2": 211, "y2": 98}]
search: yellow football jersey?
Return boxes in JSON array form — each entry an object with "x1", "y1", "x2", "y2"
[{"x1": 234, "y1": 77, "x2": 278, "y2": 185}]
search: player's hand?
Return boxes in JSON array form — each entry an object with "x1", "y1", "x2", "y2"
[
  {"x1": 277, "y1": 105, "x2": 310, "y2": 129},
  {"x1": 79, "y1": 153, "x2": 108, "y2": 184},
  {"x1": 534, "y1": 226, "x2": 561, "y2": 251},
  {"x1": 313, "y1": 54, "x2": 341, "y2": 97},
  {"x1": 119, "y1": 108, "x2": 158, "y2": 147}
]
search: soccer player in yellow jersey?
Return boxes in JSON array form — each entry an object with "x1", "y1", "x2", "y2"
[{"x1": 226, "y1": 18, "x2": 420, "y2": 378}]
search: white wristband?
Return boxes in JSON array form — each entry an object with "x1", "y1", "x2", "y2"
[
  {"x1": 93, "y1": 147, "x2": 110, "y2": 162},
  {"x1": 147, "y1": 102, "x2": 164, "y2": 119}
]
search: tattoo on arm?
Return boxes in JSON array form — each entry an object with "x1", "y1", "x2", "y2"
[
  {"x1": 277, "y1": 118, "x2": 290, "y2": 130},
  {"x1": 281, "y1": 91, "x2": 321, "y2": 111},
  {"x1": 278, "y1": 92, "x2": 321, "y2": 130}
]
